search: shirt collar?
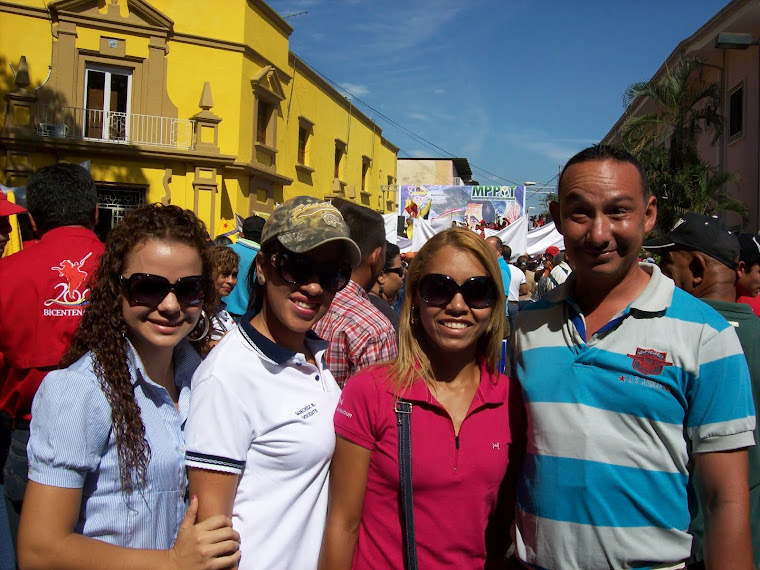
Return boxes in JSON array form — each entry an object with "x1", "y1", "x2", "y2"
[
  {"x1": 390, "y1": 359, "x2": 507, "y2": 407},
  {"x1": 341, "y1": 279, "x2": 369, "y2": 300},
  {"x1": 236, "y1": 237, "x2": 260, "y2": 248},
  {"x1": 238, "y1": 309, "x2": 325, "y2": 365},
  {"x1": 554, "y1": 262, "x2": 673, "y2": 315},
  {"x1": 39, "y1": 225, "x2": 98, "y2": 242},
  {"x1": 125, "y1": 338, "x2": 199, "y2": 422},
  {"x1": 628, "y1": 263, "x2": 673, "y2": 313}
]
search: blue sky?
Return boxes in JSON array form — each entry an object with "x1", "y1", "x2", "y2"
[{"x1": 267, "y1": 0, "x2": 729, "y2": 210}]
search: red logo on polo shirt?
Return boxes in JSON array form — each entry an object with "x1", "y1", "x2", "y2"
[
  {"x1": 44, "y1": 252, "x2": 93, "y2": 307},
  {"x1": 626, "y1": 348, "x2": 673, "y2": 376}
]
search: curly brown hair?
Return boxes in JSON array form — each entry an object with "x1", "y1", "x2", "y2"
[
  {"x1": 61, "y1": 204, "x2": 215, "y2": 492},
  {"x1": 207, "y1": 246, "x2": 240, "y2": 283}
]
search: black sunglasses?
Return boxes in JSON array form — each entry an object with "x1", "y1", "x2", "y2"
[
  {"x1": 270, "y1": 251, "x2": 352, "y2": 293},
  {"x1": 120, "y1": 273, "x2": 204, "y2": 307},
  {"x1": 384, "y1": 266, "x2": 405, "y2": 277},
  {"x1": 418, "y1": 274, "x2": 497, "y2": 309}
]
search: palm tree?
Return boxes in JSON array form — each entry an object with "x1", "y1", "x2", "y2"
[{"x1": 619, "y1": 56, "x2": 745, "y2": 232}]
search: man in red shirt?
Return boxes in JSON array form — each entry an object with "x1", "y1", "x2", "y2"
[
  {"x1": 0, "y1": 163, "x2": 103, "y2": 549},
  {"x1": 737, "y1": 233, "x2": 760, "y2": 317},
  {"x1": 0, "y1": 191, "x2": 26, "y2": 257}
]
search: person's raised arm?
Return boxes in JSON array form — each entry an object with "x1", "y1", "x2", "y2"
[
  {"x1": 17, "y1": 483, "x2": 240, "y2": 570},
  {"x1": 318, "y1": 436, "x2": 372, "y2": 570},
  {"x1": 696, "y1": 449, "x2": 753, "y2": 570}
]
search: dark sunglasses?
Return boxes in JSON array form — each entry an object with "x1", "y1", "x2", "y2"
[
  {"x1": 384, "y1": 266, "x2": 405, "y2": 277},
  {"x1": 418, "y1": 273, "x2": 497, "y2": 309},
  {"x1": 120, "y1": 273, "x2": 204, "y2": 307},
  {"x1": 270, "y1": 251, "x2": 352, "y2": 293}
]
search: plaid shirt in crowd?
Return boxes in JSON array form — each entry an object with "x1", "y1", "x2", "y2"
[{"x1": 313, "y1": 280, "x2": 398, "y2": 388}]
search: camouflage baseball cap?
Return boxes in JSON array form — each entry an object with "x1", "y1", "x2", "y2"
[{"x1": 261, "y1": 196, "x2": 361, "y2": 267}]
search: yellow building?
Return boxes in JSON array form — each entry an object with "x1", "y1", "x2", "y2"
[{"x1": 0, "y1": 0, "x2": 399, "y2": 239}]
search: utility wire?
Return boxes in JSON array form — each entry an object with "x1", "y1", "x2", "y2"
[{"x1": 297, "y1": 56, "x2": 522, "y2": 187}]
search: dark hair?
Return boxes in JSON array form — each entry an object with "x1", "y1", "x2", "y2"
[
  {"x1": 486, "y1": 236, "x2": 503, "y2": 251},
  {"x1": 502, "y1": 244, "x2": 512, "y2": 261},
  {"x1": 331, "y1": 198, "x2": 385, "y2": 260},
  {"x1": 61, "y1": 204, "x2": 214, "y2": 492},
  {"x1": 213, "y1": 235, "x2": 233, "y2": 246},
  {"x1": 384, "y1": 241, "x2": 401, "y2": 271},
  {"x1": 558, "y1": 145, "x2": 650, "y2": 200},
  {"x1": 26, "y1": 163, "x2": 98, "y2": 234},
  {"x1": 247, "y1": 239, "x2": 278, "y2": 314}
]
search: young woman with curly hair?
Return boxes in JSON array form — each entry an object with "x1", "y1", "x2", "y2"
[
  {"x1": 320, "y1": 228, "x2": 526, "y2": 569},
  {"x1": 204, "y1": 245, "x2": 240, "y2": 352},
  {"x1": 17, "y1": 204, "x2": 240, "y2": 569}
]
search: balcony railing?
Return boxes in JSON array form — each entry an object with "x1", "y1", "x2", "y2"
[{"x1": 34, "y1": 104, "x2": 195, "y2": 150}]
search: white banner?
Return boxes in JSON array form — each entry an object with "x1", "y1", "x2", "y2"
[{"x1": 525, "y1": 221, "x2": 564, "y2": 256}]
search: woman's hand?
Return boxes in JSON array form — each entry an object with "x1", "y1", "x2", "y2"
[{"x1": 169, "y1": 496, "x2": 241, "y2": 570}]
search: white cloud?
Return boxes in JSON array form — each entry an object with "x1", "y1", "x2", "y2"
[
  {"x1": 433, "y1": 88, "x2": 445, "y2": 95},
  {"x1": 409, "y1": 112, "x2": 429, "y2": 122},
  {"x1": 339, "y1": 82, "x2": 369, "y2": 98},
  {"x1": 520, "y1": 139, "x2": 595, "y2": 164}
]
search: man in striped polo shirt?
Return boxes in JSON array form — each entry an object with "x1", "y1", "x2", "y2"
[{"x1": 512, "y1": 145, "x2": 755, "y2": 570}]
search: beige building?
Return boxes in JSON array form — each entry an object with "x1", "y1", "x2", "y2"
[
  {"x1": 603, "y1": 0, "x2": 760, "y2": 233},
  {"x1": 396, "y1": 157, "x2": 476, "y2": 188}
]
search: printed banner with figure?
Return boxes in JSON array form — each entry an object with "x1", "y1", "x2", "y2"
[{"x1": 398, "y1": 185, "x2": 526, "y2": 227}]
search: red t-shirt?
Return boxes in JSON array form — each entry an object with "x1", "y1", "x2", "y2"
[
  {"x1": 0, "y1": 226, "x2": 104, "y2": 419},
  {"x1": 334, "y1": 361, "x2": 525, "y2": 568},
  {"x1": 738, "y1": 294, "x2": 760, "y2": 317}
]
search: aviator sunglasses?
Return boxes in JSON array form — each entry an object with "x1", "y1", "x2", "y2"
[
  {"x1": 270, "y1": 250, "x2": 352, "y2": 293},
  {"x1": 418, "y1": 273, "x2": 497, "y2": 309},
  {"x1": 120, "y1": 273, "x2": 205, "y2": 307},
  {"x1": 384, "y1": 266, "x2": 405, "y2": 277}
]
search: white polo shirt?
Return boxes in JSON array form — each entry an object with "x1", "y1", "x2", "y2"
[
  {"x1": 507, "y1": 264, "x2": 527, "y2": 302},
  {"x1": 184, "y1": 312, "x2": 340, "y2": 570}
]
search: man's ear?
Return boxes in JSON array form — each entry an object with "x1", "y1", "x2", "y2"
[
  {"x1": 28, "y1": 214, "x2": 38, "y2": 236},
  {"x1": 368, "y1": 246, "x2": 383, "y2": 270},
  {"x1": 690, "y1": 251, "x2": 707, "y2": 286},
  {"x1": 548, "y1": 201, "x2": 562, "y2": 235},
  {"x1": 736, "y1": 260, "x2": 747, "y2": 278}
]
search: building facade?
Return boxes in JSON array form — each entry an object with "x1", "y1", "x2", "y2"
[
  {"x1": 602, "y1": 0, "x2": 760, "y2": 233},
  {"x1": 396, "y1": 157, "x2": 476, "y2": 188},
  {"x1": 0, "y1": 0, "x2": 399, "y2": 238}
]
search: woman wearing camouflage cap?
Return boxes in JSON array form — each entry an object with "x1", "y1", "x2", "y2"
[{"x1": 184, "y1": 196, "x2": 361, "y2": 569}]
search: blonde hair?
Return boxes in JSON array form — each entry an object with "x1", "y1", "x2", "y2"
[{"x1": 386, "y1": 228, "x2": 506, "y2": 396}]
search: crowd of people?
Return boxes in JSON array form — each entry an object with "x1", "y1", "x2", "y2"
[{"x1": 0, "y1": 144, "x2": 757, "y2": 569}]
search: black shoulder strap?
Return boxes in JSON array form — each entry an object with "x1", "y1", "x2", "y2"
[{"x1": 395, "y1": 400, "x2": 418, "y2": 570}]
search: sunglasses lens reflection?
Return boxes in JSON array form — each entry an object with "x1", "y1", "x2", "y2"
[
  {"x1": 419, "y1": 274, "x2": 495, "y2": 309},
  {"x1": 276, "y1": 252, "x2": 352, "y2": 293}
]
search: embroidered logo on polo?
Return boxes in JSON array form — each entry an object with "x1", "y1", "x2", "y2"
[
  {"x1": 626, "y1": 347, "x2": 673, "y2": 376},
  {"x1": 44, "y1": 252, "x2": 93, "y2": 308},
  {"x1": 295, "y1": 403, "x2": 319, "y2": 419}
]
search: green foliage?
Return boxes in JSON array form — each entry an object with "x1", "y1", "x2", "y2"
[{"x1": 620, "y1": 56, "x2": 746, "y2": 233}]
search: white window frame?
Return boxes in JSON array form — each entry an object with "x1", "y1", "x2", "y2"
[{"x1": 83, "y1": 64, "x2": 132, "y2": 142}]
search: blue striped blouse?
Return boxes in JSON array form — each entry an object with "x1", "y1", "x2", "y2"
[{"x1": 27, "y1": 339, "x2": 200, "y2": 549}]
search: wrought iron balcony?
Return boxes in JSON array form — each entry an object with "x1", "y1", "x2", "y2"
[{"x1": 34, "y1": 104, "x2": 195, "y2": 150}]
